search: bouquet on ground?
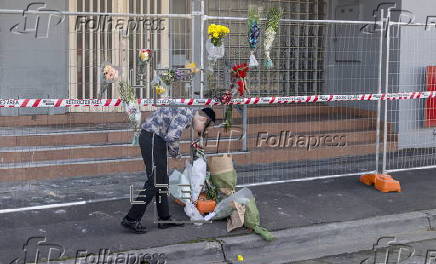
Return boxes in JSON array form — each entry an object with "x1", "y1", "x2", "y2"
[
  {"x1": 247, "y1": 5, "x2": 261, "y2": 67},
  {"x1": 100, "y1": 62, "x2": 120, "y2": 98},
  {"x1": 206, "y1": 24, "x2": 230, "y2": 71},
  {"x1": 119, "y1": 81, "x2": 141, "y2": 146},
  {"x1": 263, "y1": 7, "x2": 283, "y2": 69}
]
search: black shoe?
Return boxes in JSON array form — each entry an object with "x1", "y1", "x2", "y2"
[
  {"x1": 121, "y1": 216, "x2": 147, "y2": 234},
  {"x1": 157, "y1": 216, "x2": 185, "y2": 229}
]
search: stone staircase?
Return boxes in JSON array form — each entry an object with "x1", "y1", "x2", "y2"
[{"x1": 0, "y1": 104, "x2": 397, "y2": 182}]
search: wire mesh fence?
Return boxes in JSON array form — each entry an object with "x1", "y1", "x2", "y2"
[
  {"x1": 0, "y1": 2, "x2": 434, "y2": 209},
  {"x1": 384, "y1": 23, "x2": 436, "y2": 172}
]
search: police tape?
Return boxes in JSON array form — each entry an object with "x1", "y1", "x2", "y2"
[{"x1": 0, "y1": 92, "x2": 434, "y2": 108}]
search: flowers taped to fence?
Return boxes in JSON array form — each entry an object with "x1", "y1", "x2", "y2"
[
  {"x1": 99, "y1": 62, "x2": 121, "y2": 98},
  {"x1": 3, "y1": 92, "x2": 436, "y2": 108},
  {"x1": 119, "y1": 81, "x2": 141, "y2": 145},
  {"x1": 206, "y1": 24, "x2": 230, "y2": 71},
  {"x1": 102, "y1": 63, "x2": 120, "y2": 83},
  {"x1": 155, "y1": 85, "x2": 166, "y2": 96},
  {"x1": 264, "y1": 7, "x2": 283, "y2": 69},
  {"x1": 232, "y1": 63, "x2": 250, "y2": 96},
  {"x1": 185, "y1": 62, "x2": 200, "y2": 74},
  {"x1": 208, "y1": 24, "x2": 231, "y2": 47},
  {"x1": 138, "y1": 49, "x2": 152, "y2": 63},
  {"x1": 247, "y1": 5, "x2": 261, "y2": 67}
]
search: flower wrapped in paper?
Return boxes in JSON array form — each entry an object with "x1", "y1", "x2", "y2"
[
  {"x1": 119, "y1": 81, "x2": 141, "y2": 146},
  {"x1": 247, "y1": 5, "x2": 261, "y2": 67},
  {"x1": 207, "y1": 24, "x2": 230, "y2": 71},
  {"x1": 137, "y1": 49, "x2": 152, "y2": 73},
  {"x1": 99, "y1": 62, "x2": 121, "y2": 98},
  {"x1": 263, "y1": 7, "x2": 283, "y2": 69},
  {"x1": 231, "y1": 63, "x2": 250, "y2": 96}
]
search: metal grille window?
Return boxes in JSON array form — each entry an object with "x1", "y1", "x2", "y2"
[
  {"x1": 72, "y1": 0, "x2": 114, "y2": 100},
  {"x1": 205, "y1": 0, "x2": 326, "y2": 97}
]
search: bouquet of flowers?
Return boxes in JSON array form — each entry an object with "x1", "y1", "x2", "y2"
[
  {"x1": 137, "y1": 49, "x2": 152, "y2": 73},
  {"x1": 247, "y1": 6, "x2": 261, "y2": 67},
  {"x1": 154, "y1": 84, "x2": 166, "y2": 97},
  {"x1": 160, "y1": 69, "x2": 177, "y2": 87},
  {"x1": 218, "y1": 90, "x2": 233, "y2": 133},
  {"x1": 231, "y1": 63, "x2": 250, "y2": 96},
  {"x1": 185, "y1": 62, "x2": 200, "y2": 74},
  {"x1": 263, "y1": 7, "x2": 283, "y2": 69},
  {"x1": 138, "y1": 49, "x2": 152, "y2": 63},
  {"x1": 100, "y1": 62, "x2": 120, "y2": 98},
  {"x1": 191, "y1": 139, "x2": 205, "y2": 160},
  {"x1": 207, "y1": 24, "x2": 230, "y2": 71},
  {"x1": 119, "y1": 81, "x2": 141, "y2": 146}
]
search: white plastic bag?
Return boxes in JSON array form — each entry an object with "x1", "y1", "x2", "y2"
[
  {"x1": 190, "y1": 158, "x2": 207, "y2": 203},
  {"x1": 184, "y1": 201, "x2": 205, "y2": 226},
  {"x1": 168, "y1": 161, "x2": 192, "y2": 204},
  {"x1": 206, "y1": 38, "x2": 225, "y2": 61}
]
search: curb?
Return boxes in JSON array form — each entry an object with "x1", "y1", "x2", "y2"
[{"x1": 54, "y1": 209, "x2": 436, "y2": 264}]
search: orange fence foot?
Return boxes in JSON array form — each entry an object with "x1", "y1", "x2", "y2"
[
  {"x1": 360, "y1": 174, "x2": 401, "y2": 192},
  {"x1": 360, "y1": 174, "x2": 377, "y2": 186},
  {"x1": 374, "y1": 174, "x2": 401, "y2": 192}
]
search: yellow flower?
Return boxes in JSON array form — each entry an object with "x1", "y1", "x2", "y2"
[
  {"x1": 155, "y1": 85, "x2": 166, "y2": 95},
  {"x1": 185, "y1": 62, "x2": 199, "y2": 74},
  {"x1": 208, "y1": 24, "x2": 230, "y2": 39},
  {"x1": 237, "y1": 255, "x2": 244, "y2": 262}
]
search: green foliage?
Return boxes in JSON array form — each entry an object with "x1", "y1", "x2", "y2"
[
  {"x1": 205, "y1": 175, "x2": 218, "y2": 201},
  {"x1": 266, "y1": 7, "x2": 283, "y2": 32},
  {"x1": 119, "y1": 81, "x2": 136, "y2": 102},
  {"x1": 248, "y1": 5, "x2": 260, "y2": 26}
]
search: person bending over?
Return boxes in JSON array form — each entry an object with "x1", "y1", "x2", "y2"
[{"x1": 121, "y1": 106, "x2": 216, "y2": 234}]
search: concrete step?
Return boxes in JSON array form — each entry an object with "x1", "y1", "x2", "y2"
[
  {"x1": 0, "y1": 130, "x2": 384, "y2": 164},
  {"x1": 0, "y1": 142, "x2": 398, "y2": 182},
  {"x1": 0, "y1": 116, "x2": 379, "y2": 147},
  {"x1": 0, "y1": 104, "x2": 372, "y2": 127}
]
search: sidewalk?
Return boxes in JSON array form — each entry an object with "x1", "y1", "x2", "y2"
[{"x1": 2, "y1": 168, "x2": 436, "y2": 264}]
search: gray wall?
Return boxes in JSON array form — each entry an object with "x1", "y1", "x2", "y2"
[
  {"x1": 0, "y1": 0, "x2": 68, "y2": 116},
  {"x1": 397, "y1": 0, "x2": 436, "y2": 148},
  {"x1": 325, "y1": 0, "x2": 401, "y2": 137}
]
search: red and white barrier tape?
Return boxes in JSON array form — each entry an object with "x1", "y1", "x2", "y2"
[{"x1": 0, "y1": 91, "x2": 434, "y2": 108}]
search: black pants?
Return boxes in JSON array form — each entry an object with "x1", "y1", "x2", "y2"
[{"x1": 127, "y1": 129, "x2": 170, "y2": 221}]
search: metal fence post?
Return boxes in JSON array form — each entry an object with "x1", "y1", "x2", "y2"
[
  {"x1": 382, "y1": 8, "x2": 392, "y2": 174},
  {"x1": 375, "y1": 9, "x2": 384, "y2": 174},
  {"x1": 191, "y1": 0, "x2": 205, "y2": 98}
]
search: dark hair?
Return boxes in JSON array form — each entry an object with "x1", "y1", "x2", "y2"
[
  {"x1": 201, "y1": 107, "x2": 216, "y2": 123},
  {"x1": 198, "y1": 108, "x2": 215, "y2": 137}
]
